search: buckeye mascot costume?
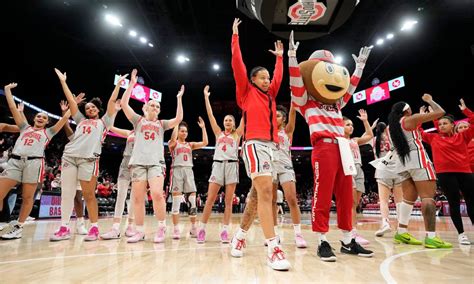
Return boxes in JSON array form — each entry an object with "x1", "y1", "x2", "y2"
[{"x1": 287, "y1": 31, "x2": 373, "y2": 261}]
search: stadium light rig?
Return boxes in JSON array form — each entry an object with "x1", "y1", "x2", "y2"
[{"x1": 104, "y1": 14, "x2": 122, "y2": 27}]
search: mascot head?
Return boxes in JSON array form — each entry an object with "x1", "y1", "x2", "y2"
[{"x1": 299, "y1": 50, "x2": 350, "y2": 104}]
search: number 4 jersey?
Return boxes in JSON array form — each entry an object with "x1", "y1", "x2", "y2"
[
  {"x1": 213, "y1": 131, "x2": 239, "y2": 161},
  {"x1": 129, "y1": 115, "x2": 170, "y2": 166}
]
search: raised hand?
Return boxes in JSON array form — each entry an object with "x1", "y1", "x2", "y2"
[
  {"x1": 197, "y1": 116, "x2": 205, "y2": 128},
  {"x1": 117, "y1": 74, "x2": 129, "y2": 85},
  {"x1": 419, "y1": 105, "x2": 427, "y2": 114},
  {"x1": 269, "y1": 40, "x2": 284, "y2": 57},
  {"x1": 130, "y1": 69, "x2": 138, "y2": 85},
  {"x1": 288, "y1": 30, "x2": 299, "y2": 57},
  {"x1": 17, "y1": 102, "x2": 24, "y2": 112},
  {"x1": 203, "y1": 85, "x2": 211, "y2": 98},
  {"x1": 59, "y1": 100, "x2": 69, "y2": 112},
  {"x1": 4, "y1": 83, "x2": 18, "y2": 90},
  {"x1": 74, "y1": 92, "x2": 86, "y2": 104},
  {"x1": 357, "y1": 109, "x2": 368, "y2": 121},
  {"x1": 421, "y1": 93, "x2": 433, "y2": 103},
  {"x1": 54, "y1": 68, "x2": 67, "y2": 81},
  {"x1": 370, "y1": 118, "x2": 380, "y2": 129},
  {"x1": 459, "y1": 98, "x2": 467, "y2": 111},
  {"x1": 233, "y1": 18, "x2": 242, "y2": 35},
  {"x1": 114, "y1": 99, "x2": 122, "y2": 112},
  {"x1": 352, "y1": 46, "x2": 372, "y2": 69},
  {"x1": 177, "y1": 85, "x2": 185, "y2": 98}
]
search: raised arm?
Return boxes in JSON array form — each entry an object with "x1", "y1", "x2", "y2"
[
  {"x1": 54, "y1": 68, "x2": 79, "y2": 117},
  {"x1": 231, "y1": 18, "x2": 250, "y2": 109},
  {"x1": 107, "y1": 74, "x2": 128, "y2": 117},
  {"x1": 59, "y1": 100, "x2": 74, "y2": 137},
  {"x1": 110, "y1": 126, "x2": 131, "y2": 138},
  {"x1": 288, "y1": 31, "x2": 308, "y2": 107},
  {"x1": 4, "y1": 83, "x2": 27, "y2": 127},
  {"x1": 354, "y1": 109, "x2": 374, "y2": 145},
  {"x1": 203, "y1": 85, "x2": 221, "y2": 136},
  {"x1": 163, "y1": 85, "x2": 184, "y2": 129},
  {"x1": 50, "y1": 110, "x2": 72, "y2": 135},
  {"x1": 285, "y1": 104, "x2": 297, "y2": 140},
  {"x1": 458, "y1": 99, "x2": 474, "y2": 142},
  {"x1": 191, "y1": 117, "x2": 209, "y2": 150},
  {"x1": 0, "y1": 123, "x2": 20, "y2": 133},
  {"x1": 236, "y1": 116, "x2": 244, "y2": 137},
  {"x1": 403, "y1": 94, "x2": 445, "y2": 131},
  {"x1": 168, "y1": 125, "x2": 179, "y2": 151},
  {"x1": 17, "y1": 102, "x2": 28, "y2": 123},
  {"x1": 340, "y1": 46, "x2": 372, "y2": 108},
  {"x1": 268, "y1": 40, "x2": 284, "y2": 98},
  {"x1": 120, "y1": 69, "x2": 139, "y2": 122}
]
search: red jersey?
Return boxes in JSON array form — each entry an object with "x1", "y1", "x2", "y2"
[
  {"x1": 468, "y1": 140, "x2": 474, "y2": 173},
  {"x1": 231, "y1": 34, "x2": 283, "y2": 142},
  {"x1": 421, "y1": 108, "x2": 474, "y2": 173}
]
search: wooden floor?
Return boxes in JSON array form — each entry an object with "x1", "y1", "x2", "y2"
[{"x1": 0, "y1": 213, "x2": 472, "y2": 283}]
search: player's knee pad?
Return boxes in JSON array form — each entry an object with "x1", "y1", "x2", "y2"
[{"x1": 172, "y1": 196, "x2": 182, "y2": 215}]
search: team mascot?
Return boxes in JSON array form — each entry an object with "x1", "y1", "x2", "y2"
[{"x1": 288, "y1": 31, "x2": 373, "y2": 261}]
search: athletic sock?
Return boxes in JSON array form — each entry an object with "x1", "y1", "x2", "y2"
[
  {"x1": 293, "y1": 224, "x2": 301, "y2": 235},
  {"x1": 236, "y1": 227, "x2": 247, "y2": 240},
  {"x1": 341, "y1": 230, "x2": 352, "y2": 245},
  {"x1": 316, "y1": 233, "x2": 328, "y2": 245},
  {"x1": 112, "y1": 223, "x2": 120, "y2": 231},
  {"x1": 426, "y1": 231, "x2": 436, "y2": 238}
]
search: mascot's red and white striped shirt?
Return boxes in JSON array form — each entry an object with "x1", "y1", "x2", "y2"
[{"x1": 289, "y1": 56, "x2": 362, "y2": 143}]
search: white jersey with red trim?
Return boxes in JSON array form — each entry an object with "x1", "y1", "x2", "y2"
[
  {"x1": 171, "y1": 142, "x2": 193, "y2": 168},
  {"x1": 277, "y1": 128, "x2": 292, "y2": 167},
  {"x1": 129, "y1": 115, "x2": 169, "y2": 166},
  {"x1": 289, "y1": 56, "x2": 363, "y2": 145},
  {"x1": 349, "y1": 138, "x2": 362, "y2": 165},
  {"x1": 63, "y1": 112, "x2": 113, "y2": 158},
  {"x1": 213, "y1": 131, "x2": 239, "y2": 161},
  {"x1": 12, "y1": 124, "x2": 55, "y2": 157},
  {"x1": 123, "y1": 132, "x2": 135, "y2": 157},
  {"x1": 371, "y1": 134, "x2": 392, "y2": 159},
  {"x1": 395, "y1": 117, "x2": 433, "y2": 170}
]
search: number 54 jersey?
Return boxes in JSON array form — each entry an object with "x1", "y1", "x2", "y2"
[{"x1": 129, "y1": 115, "x2": 170, "y2": 166}]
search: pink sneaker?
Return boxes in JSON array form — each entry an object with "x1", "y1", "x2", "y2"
[
  {"x1": 100, "y1": 227, "x2": 121, "y2": 240},
  {"x1": 154, "y1": 227, "x2": 166, "y2": 243},
  {"x1": 197, "y1": 229, "x2": 206, "y2": 244},
  {"x1": 50, "y1": 226, "x2": 71, "y2": 241},
  {"x1": 127, "y1": 231, "x2": 145, "y2": 243},
  {"x1": 125, "y1": 225, "x2": 136, "y2": 237},
  {"x1": 220, "y1": 230, "x2": 230, "y2": 243},
  {"x1": 84, "y1": 226, "x2": 99, "y2": 241},
  {"x1": 172, "y1": 228, "x2": 180, "y2": 240},
  {"x1": 190, "y1": 227, "x2": 197, "y2": 238},
  {"x1": 295, "y1": 233, "x2": 307, "y2": 248},
  {"x1": 355, "y1": 233, "x2": 370, "y2": 246}
]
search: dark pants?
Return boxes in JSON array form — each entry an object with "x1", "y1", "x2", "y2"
[{"x1": 438, "y1": 172, "x2": 474, "y2": 234}]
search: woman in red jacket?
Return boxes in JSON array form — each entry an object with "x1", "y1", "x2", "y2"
[
  {"x1": 229, "y1": 18, "x2": 290, "y2": 271},
  {"x1": 455, "y1": 116, "x2": 474, "y2": 173},
  {"x1": 421, "y1": 99, "x2": 474, "y2": 245}
]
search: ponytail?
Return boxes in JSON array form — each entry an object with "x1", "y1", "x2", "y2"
[{"x1": 388, "y1": 102, "x2": 410, "y2": 165}]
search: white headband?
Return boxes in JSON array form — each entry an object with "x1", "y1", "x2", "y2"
[{"x1": 402, "y1": 104, "x2": 410, "y2": 112}]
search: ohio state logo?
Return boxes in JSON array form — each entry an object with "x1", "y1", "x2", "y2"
[{"x1": 288, "y1": 0, "x2": 327, "y2": 25}]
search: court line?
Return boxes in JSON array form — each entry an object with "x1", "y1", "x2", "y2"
[
  {"x1": 0, "y1": 241, "x2": 303, "y2": 266},
  {"x1": 379, "y1": 248, "x2": 455, "y2": 284}
]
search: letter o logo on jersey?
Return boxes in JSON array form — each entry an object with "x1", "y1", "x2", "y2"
[
  {"x1": 210, "y1": 176, "x2": 216, "y2": 182},
  {"x1": 263, "y1": 162, "x2": 270, "y2": 170}
]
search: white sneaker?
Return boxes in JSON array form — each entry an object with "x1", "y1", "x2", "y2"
[
  {"x1": 230, "y1": 237, "x2": 246, "y2": 258},
  {"x1": 1, "y1": 223, "x2": 23, "y2": 240},
  {"x1": 458, "y1": 233, "x2": 471, "y2": 245},
  {"x1": 76, "y1": 223, "x2": 88, "y2": 235},
  {"x1": 375, "y1": 223, "x2": 391, "y2": 237},
  {"x1": 0, "y1": 222, "x2": 8, "y2": 231},
  {"x1": 267, "y1": 246, "x2": 291, "y2": 271},
  {"x1": 24, "y1": 216, "x2": 35, "y2": 225}
]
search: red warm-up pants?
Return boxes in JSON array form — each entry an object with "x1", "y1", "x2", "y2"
[{"x1": 311, "y1": 140, "x2": 353, "y2": 233}]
